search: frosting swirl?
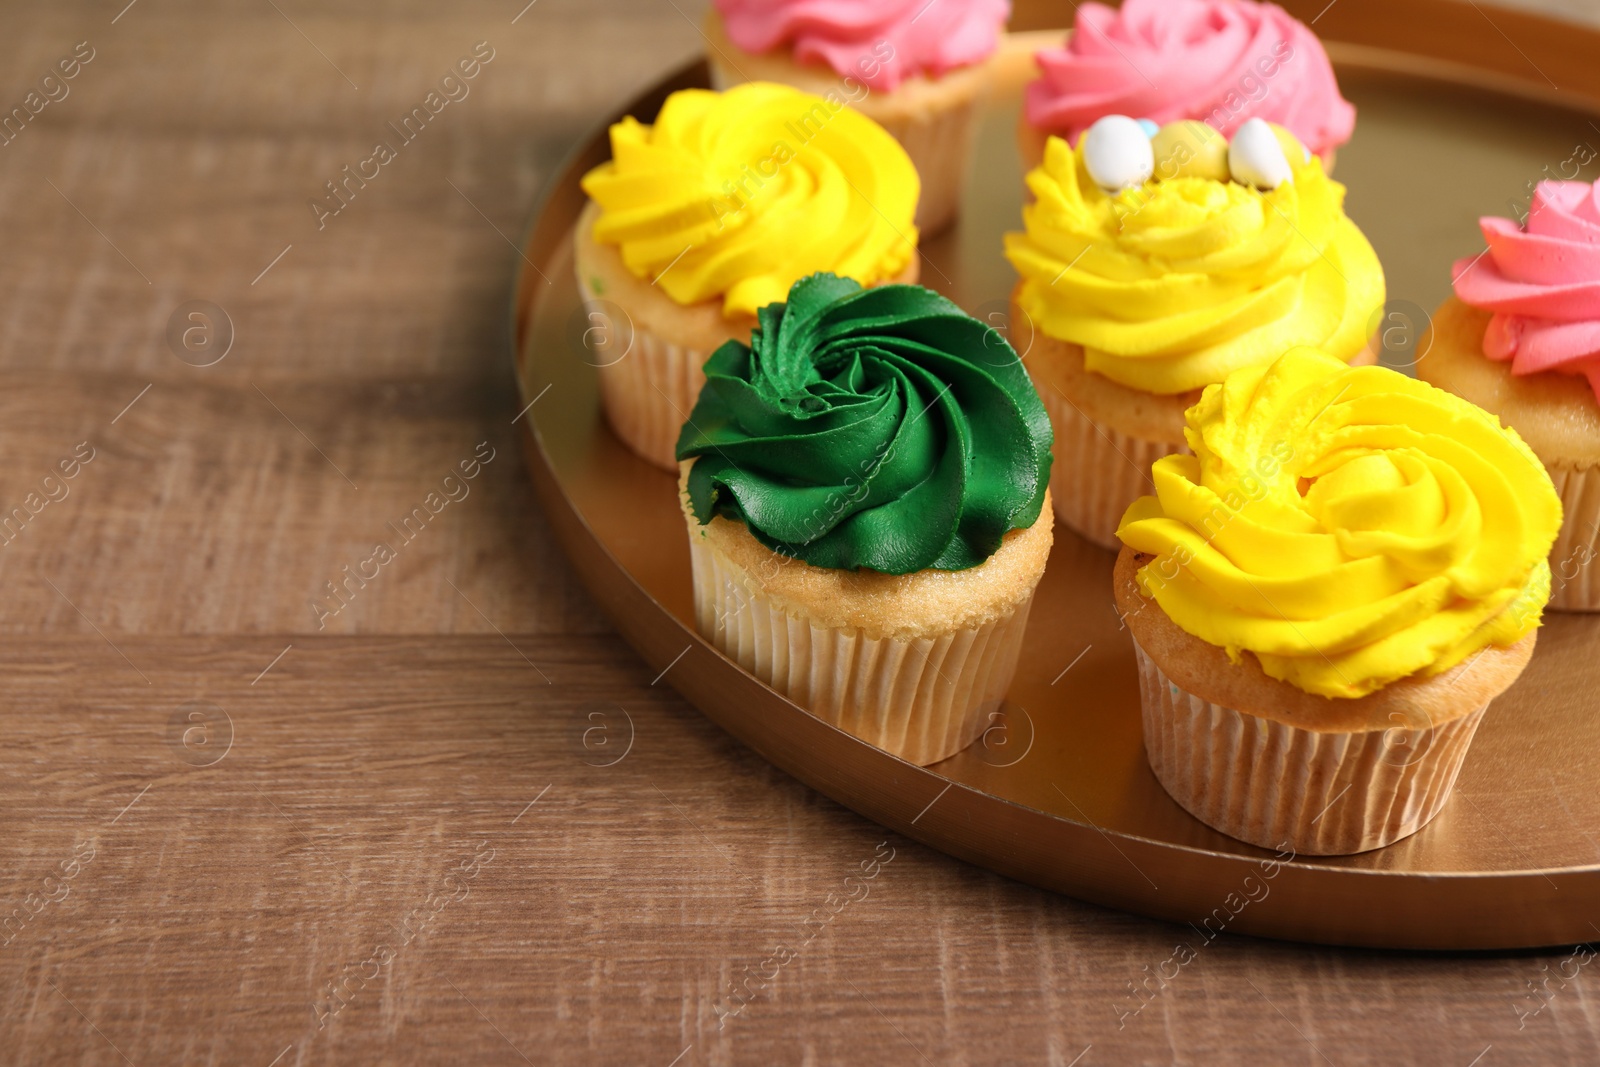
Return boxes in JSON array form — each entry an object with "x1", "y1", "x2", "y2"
[
  {"x1": 676, "y1": 273, "x2": 1053, "y2": 574},
  {"x1": 1117, "y1": 347, "x2": 1562, "y2": 699},
  {"x1": 1026, "y1": 0, "x2": 1355, "y2": 160},
  {"x1": 1452, "y1": 180, "x2": 1600, "y2": 402},
  {"x1": 1004, "y1": 134, "x2": 1383, "y2": 395},
  {"x1": 581, "y1": 82, "x2": 919, "y2": 319},
  {"x1": 713, "y1": 0, "x2": 1010, "y2": 93}
]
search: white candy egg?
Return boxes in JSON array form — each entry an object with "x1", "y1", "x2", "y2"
[
  {"x1": 1228, "y1": 117, "x2": 1292, "y2": 189},
  {"x1": 1082, "y1": 115, "x2": 1155, "y2": 192}
]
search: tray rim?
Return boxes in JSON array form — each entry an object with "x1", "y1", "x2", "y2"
[{"x1": 510, "y1": 2, "x2": 1600, "y2": 951}]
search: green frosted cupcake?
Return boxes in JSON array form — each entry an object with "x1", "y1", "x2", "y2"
[{"x1": 675, "y1": 273, "x2": 1055, "y2": 765}]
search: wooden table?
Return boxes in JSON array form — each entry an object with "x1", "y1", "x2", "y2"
[{"x1": 1, "y1": 1, "x2": 1595, "y2": 1063}]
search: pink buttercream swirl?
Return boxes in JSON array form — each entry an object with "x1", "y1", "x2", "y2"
[
  {"x1": 1025, "y1": 0, "x2": 1354, "y2": 159},
  {"x1": 1453, "y1": 181, "x2": 1600, "y2": 400},
  {"x1": 712, "y1": 0, "x2": 1010, "y2": 92}
]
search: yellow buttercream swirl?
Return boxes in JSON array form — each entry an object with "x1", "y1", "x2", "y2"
[
  {"x1": 1116, "y1": 347, "x2": 1562, "y2": 699},
  {"x1": 1004, "y1": 134, "x2": 1384, "y2": 395},
  {"x1": 580, "y1": 82, "x2": 919, "y2": 319}
]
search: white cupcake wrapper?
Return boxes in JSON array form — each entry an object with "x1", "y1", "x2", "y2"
[
  {"x1": 1133, "y1": 641, "x2": 1490, "y2": 855},
  {"x1": 866, "y1": 100, "x2": 977, "y2": 237},
  {"x1": 1546, "y1": 463, "x2": 1600, "y2": 612},
  {"x1": 578, "y1": 286, "x2": 708, "y2": 472},
  {"x1": 1038, "y1": 385, "x2": 1183, "y2": 550},
  {"x1": 688, "y1": 534, "x2": 1034, "y2": 766}
]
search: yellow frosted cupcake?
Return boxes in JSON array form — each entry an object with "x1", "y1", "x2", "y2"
[
  {"x1": 1004, "y1": 116, "x2": 1384, "y2": 548},
  {"x1": 577, "y1": 81, "x2": 920, "y2": 470},
  {"x1": 677, "y1": 273, "x2": 1053, "y2": 765},
  {"x1": 1117, "y1": 348, "x2": 1561, "y2": 855},
  {"x1": 703, "y1": 0, "x2": 1009, "y2": 236},
  {"x1": 1419, "y1": 180, "x2": 1600, "y2": 611}
]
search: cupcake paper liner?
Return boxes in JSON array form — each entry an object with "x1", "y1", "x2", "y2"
[
  {"x1": 1132, "y1": 641, "x2": 1490, "y2": 855},
  {"x1": 865, "y1": 98, "x2": 978, "y2": 238},
  {"x1": 576, "y1": 276, "x2": 710, "y2": 472},
  {"x1": 1038, "y1": 383, "x2": 1183, "y2": 549},
  {"x1": 1546, "y1": 462, "x2": 1600, "y2": 612},
  {"x1": 688, "y1": 533, "x2": 1034, "y2": 766}
]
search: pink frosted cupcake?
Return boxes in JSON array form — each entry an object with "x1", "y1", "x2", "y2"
[
  {"x1": 705, "y1": 0, "x2": 1010, "y2": 236},
  {"x1": 1020, "y1": 0, "x2": 1354, "y2": 171},
  {"x1": 1418, "y1": 180, "x2": 1600, "y2": 611}
]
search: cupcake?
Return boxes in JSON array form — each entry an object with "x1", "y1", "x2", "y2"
[
  {"x1": 1419, "y1": 180, "x2": 1600, "y2": 612},
  {"x1": 1020, "y1": 0, "x2": 1354, "y2": 173},
  {"x1": 1116, "y1": 347, "x2": 1562, "y2": 855},
  {"x1": 577, "y1": 81, "x2": 920, "y2": 470},
  {"x1": 676, "y1": 272, "x2": 1053, "y2": 766},
  {"x1": 703, "y1": 0, "x2": 1009, "y2": 236},
  {"x1": 1004, "y1": 116, "x2": 1384, "y2": 548}
]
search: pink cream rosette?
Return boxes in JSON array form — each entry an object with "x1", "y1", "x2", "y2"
[
  {"x1": 1025, "y1": 0, "x2": 1354, "y2": 159},
  {"x1": 712, "y1": 0, "x2": 1010, "y2": 92},
  {"x1": 1453, "y1": 180, "x2": 1600, "y2": 399}
]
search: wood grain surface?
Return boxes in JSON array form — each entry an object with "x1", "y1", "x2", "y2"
[{"x1": 1, "y1": 1, "x2": 1597, "y2": 1064}]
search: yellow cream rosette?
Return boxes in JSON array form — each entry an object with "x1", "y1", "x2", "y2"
[
  {"x1": 580, "y1": 81, "x2": 919, "y2": 319},
  {"x1": 1004, "y1": 133, "x2": 1384, "y2": 395},
  {"x1": 1116, "y1": 347, "x2": 1562, "y2": 699}
]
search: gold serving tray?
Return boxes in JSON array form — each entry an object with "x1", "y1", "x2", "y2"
[{"x1": 513, "y1": 0, "x2": 1600, "y2": 949}]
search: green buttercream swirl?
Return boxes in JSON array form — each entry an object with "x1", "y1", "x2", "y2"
[{"x1": 675, "y1": 273, "x2": 1053, "y2": 574}]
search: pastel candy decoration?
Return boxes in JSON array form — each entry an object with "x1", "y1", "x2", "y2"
[
  {"x1": 1081, "y1": 115, "x2": 1155, "y2": 192},
  {"x1": 1277, "y1": 125, "x2": 1312, "y2": 163},
  {"x1": 1150, "y1": 120, "x2": 1230, "y2": 182},
  {"x1": 1228, "y1": 117, "x2": 1292, "y2": 189}
]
